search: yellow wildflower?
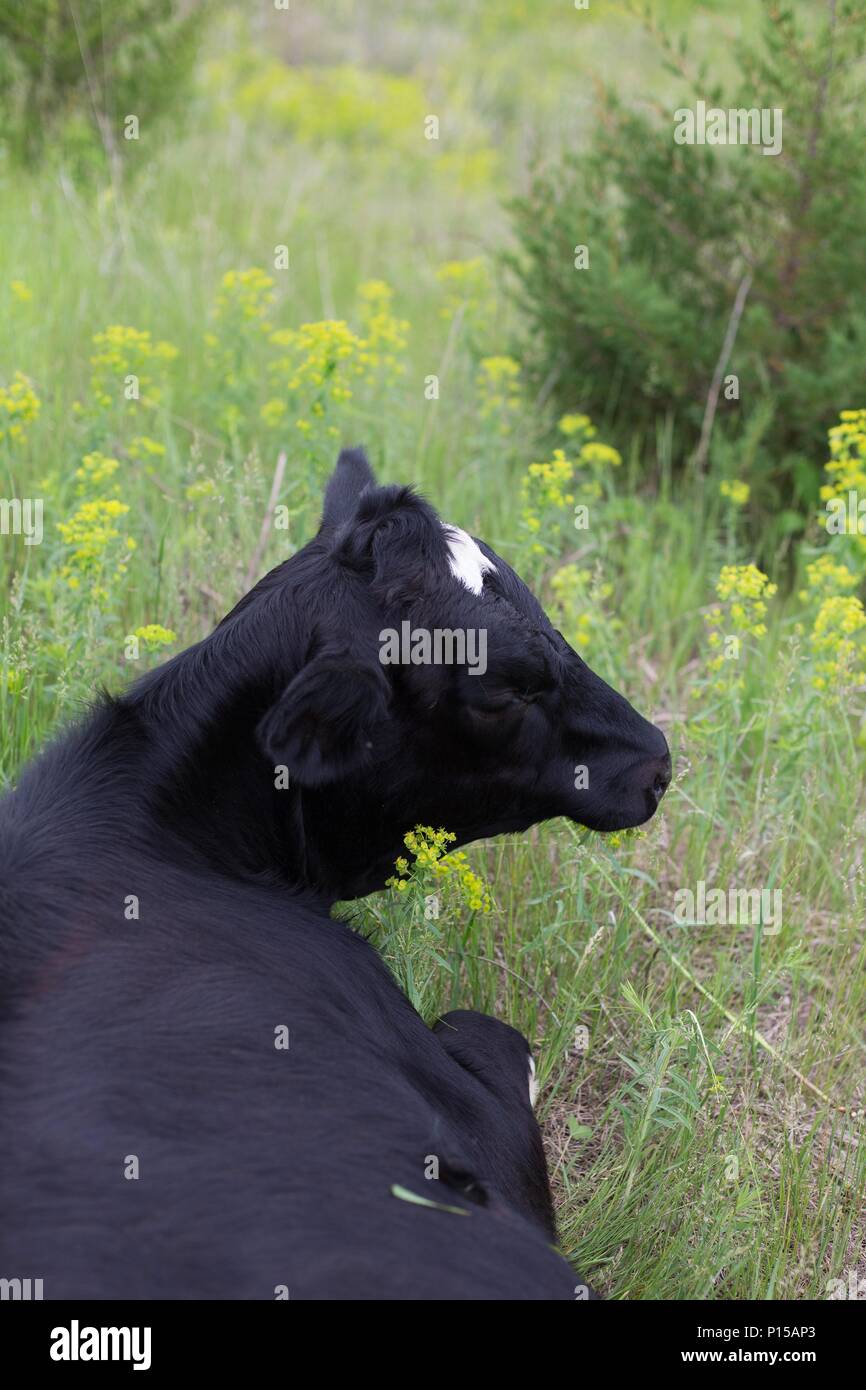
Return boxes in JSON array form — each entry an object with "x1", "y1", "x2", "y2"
[
  {"x1": 809, "y1": 595, "x2": 866, "y2": 691},
  {"x1": 559, "y1": 413, "x2": 596, "y2": 439},
  {"x1": 56, "y1": 498, "x2": 132, "y2": 589},
  {"x1": 701, "y1": 564, "x2": 777, "y2": 695},
  {"x1": 0, "y1": 371, "x2": 41, "y2": 446},
  {"x1": 358, "y1": 280, "x2": 409, "y2": 379},
  {"x1": 215, "y1": 267, "x2": 275, "y2": 327},
  {"x1": 386, "y1": 826, "x2": 493, "y2": 914},
  {"x1": 549, "y1": 563, "x2": 611, "y2": 653},
  {"x1": 75, "y1": 452, "x2": 120, "y2": 493},
  {"x1": 719, "y1": 479, "x2": 750, "y2": 506},
  {"x1": 798, "y1": 554, "x2": 858, "y2": 602},
  {"x1": 580, "y1": 441, "x2": 622, "y2": 469},
  {"x1": 131, "y1": 624, "x2": 177, "y2": 650},
  {"x1": 477, "y1": 355, "x2": 521, "y2": 429},
  {"x1": 127, "y1": 436, "x2": 166, "y2": 461},
  {"x1": 819, "y1": 408, "x2": 866, "y2": 553},
  {"x1": 435, "y1": 258, "x2": 492, "y2": 323},
  {"x1": 185, "y1": 478, "x2": 217, "y2": 501},
  {"x1": 89, "y1": 325, "x2": 178, "y2": 409}
]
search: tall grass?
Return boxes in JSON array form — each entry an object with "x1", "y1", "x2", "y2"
[{"x1": 1, "y1": 0, "x2": 862, "y2": 1298}]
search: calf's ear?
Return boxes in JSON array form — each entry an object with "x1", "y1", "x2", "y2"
[
  {"x1": 320, "y1": 446, "x2": 376, "y2": 530},
  {"x1": 256, "y1": 652, "x2": 390, "y2": 787}
]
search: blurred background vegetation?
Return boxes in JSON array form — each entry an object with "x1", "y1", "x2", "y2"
[
  {"x1": 3, "y1": 1, "x2": 865, "y2": 544},
  {"x1": 1, "y1": 0, "x2": 864, "y2": 1300}
]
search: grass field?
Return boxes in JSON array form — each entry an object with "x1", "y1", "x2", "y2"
[{"x1": 1, "y1": 0, "x2": 864, "y2": 1299}]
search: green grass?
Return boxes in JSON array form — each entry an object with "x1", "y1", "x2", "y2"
[{"x1": 1, "y1": 0, "x2": 863, "y2": 1300}]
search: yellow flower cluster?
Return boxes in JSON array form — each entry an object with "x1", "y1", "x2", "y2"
[
  {"x1": 127, "y1": 435, "x2": 166, "y2": 462},
  {"x1": 551, "y1": 565, "x2": 593, "y2": 650},
  {"x1": 207, "y1": 54, "x2": 489, "y2": 186},
  {"x1": 75, "y1": 451, "x2": 120, "y2": 493},
  {"x1": 580, "y1": 441, "x2": 622, "y2": 470},
  {"x1": 2, "y1": 667, "x2": 26, "y2": 696},
  {"x1": 549, "y1": 563, "x2": 615, "y2": 653},
  {"x1": 435, "y1": 258, "x2": 492, "y2": 323},
  {"x1": 10, "y1": 279, "x2": 32, "y2": 303},
  {"x1": 720, "y1": 479, "x2": 750, "y2": 507},
  {"x1": 56, "y1": 498, "x2": 135, "y2": 597},
  {"x1": 185, "y1": 477, "x2": 217, "y2": 501},
  {"x1": 559, "y1": 413, "x2": 596, "y2": 439},
  {"x1": 387, "y1": 826, "x2": 493, "y2": 914},
  {"x1": 0, "y1": 371, "x2": 41, "y2": 446},
  {"x1": 449, "y1": 857, "x2": 493, "y2": 914},
  {"x1": 264, "y1": 289, "x2": 405, "y2": 436},
  {"x1": 214, "y1": 267, "x2": 275, "y2": 326},
  {"x1": 260, "y1": 398, "x2": 289, "y2": 428},
  {"x1": 702, "y1": 564, "x2": 777, "y2": 692},
  {"x1": 207, "y1": 57, "x2": 427, "y2": 154},
  {"x1": 358, "y1": 280, "x2": 409, "y2": 379},
  {"x1": 271, "y1": 318, "x2": 365, "y2": 394},
  {"x1": 520, "y1": 447, "x2": 575, "y2": 550},
  {"x1": 131, "y1": 624, "x2": 177, "y2": 650},
  {"x1": 557, "y1": 413, "x2": 619, "y2": 485},
  {"x1": 798, "y1": 554, "x2": 858, "y2": 602},
  {"x1": 714, "y1": 564, "x2": 777, "y2": 625},
  {"x1": 204, "y1": 269, "x2": 276, "y2": 434},
  {"x1": 433, "y1": 147, "x2": 499, "y2": 193},
  {"x1": 524, "y1": 448, "x2": 575, "y2": 514},
  {"x1": 57, "y1": 429, "x2": 142, "y2": 603},
  {"x1": 817, "y1": 408, "x2": 866, "y2": 554},
  {"x1": 89, "y1": 325, "x2": 178, "y2": 409},
  {"x1": 557, "y1": 410, "x2": 622, "y2": 473},
  {"x1": 266, "y1": 318, "x2": 367, "y2": 435},
  {"x1": 477, "y1": 355, "x2": 521, "y2": 430},
  {"x1": 603, "y1": 828, "x2": 645, "y2": 850},
  {"x1": 809, "y1": 595, "x2": 866, "y2": 691},
  {"x1": 392, "y1": 826, "x2": 457, "y2": 877},
  {"x1": 517, "y1": 414, "x2": 622, "y2": 558},
  {"x1": 203, "y1": 270, "x2": 408, "y2": 445},
  {"x1": 475, "y1": 355, "x2": 521, "y2": 435}
]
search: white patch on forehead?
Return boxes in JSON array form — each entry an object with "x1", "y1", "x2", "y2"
[{"x1": 442, "y1": 523, "x2": 496, "y2": 596}]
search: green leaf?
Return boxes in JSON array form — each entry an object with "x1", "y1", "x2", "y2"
[{"x1": 390, "y1": 1184, "x2": 469, "y2": 1216}]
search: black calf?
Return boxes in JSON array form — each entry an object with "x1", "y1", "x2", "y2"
[{"x1": 0, "y1": 449, "x2": 668, "y2": 1299}]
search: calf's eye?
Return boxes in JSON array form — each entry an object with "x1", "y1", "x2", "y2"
[
  {"x1": 470, "y1": 693, "x2": 530, "y2": 720},
  {"x1": 472, "y1": 702, "x2": 514, "y2": 720}
]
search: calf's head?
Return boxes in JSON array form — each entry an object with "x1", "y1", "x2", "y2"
[{"x1": 131, "y1": 448, "x2": 669, "y2": 897}]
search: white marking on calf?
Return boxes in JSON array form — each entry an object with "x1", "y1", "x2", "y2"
[
  {"x1": 528, "y1": 1054, "x2": 539, "y2": 1108},
  {"x1": 442, "y1": 523, "x2": 496, "y2": 596}
]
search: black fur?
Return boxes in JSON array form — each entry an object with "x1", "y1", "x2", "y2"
[{"x1": 0, "y1": 449, "x2": 669, "y2": 1299}]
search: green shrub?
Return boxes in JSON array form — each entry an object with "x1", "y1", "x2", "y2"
[
  {"x1": 0, "y1": 0, "x2": 214, "y2": 169},
  {"x1": 507, "y1": 0, "x2": 866, "y2": 518}
]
